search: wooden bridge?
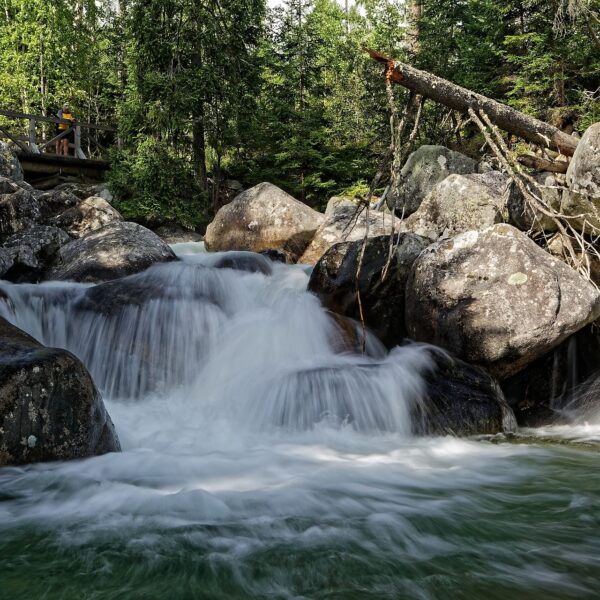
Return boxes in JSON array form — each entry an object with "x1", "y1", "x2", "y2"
[{"x1": 0, "y1": 109, "x2": 116, "y2": 187}]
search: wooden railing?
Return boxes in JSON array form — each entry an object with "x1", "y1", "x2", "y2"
[{"x1": 0, "y1": 109, "x2": 117, "y2": 160}]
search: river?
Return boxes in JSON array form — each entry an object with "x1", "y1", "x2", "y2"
[{"x1": 0, "y1": 243, "x2": 598, "y2": 599}]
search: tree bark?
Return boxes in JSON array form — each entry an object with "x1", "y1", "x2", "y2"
[
  {"x1": 406, "y1": 0, "x2": 422, "y2": 56},
  {"x1": 366, "y1": 49, "x2": 579, "y2": 157},
  {"x1": 517, "y1": 154, "x2": 568, "y2": 174},
  {"x1": 192, "y1": 114, "x2": 208, "y2": 193}
]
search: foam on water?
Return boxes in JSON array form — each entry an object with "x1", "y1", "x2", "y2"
[{"x1": 0, "y1": 243, "x2": 599, "y2": 599}]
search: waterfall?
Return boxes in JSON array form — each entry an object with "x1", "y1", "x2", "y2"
[{"x1": 0, "y1": 244, "x2": 433, "y2": 434}]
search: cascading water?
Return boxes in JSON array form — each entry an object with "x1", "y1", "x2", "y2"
[{"x1": 0, "y1": 243, "x2": 599, "y2": 600}]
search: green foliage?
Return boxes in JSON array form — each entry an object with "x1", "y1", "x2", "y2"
[
  {"x1": 1, "y1": 0, "x2": 599, "y2": 226},
  {"x1": 108, "y1": 138, "x2": 207, "y2": 228},
  {"x1": 229, "y1": 0, "x2": 407, "y2": 208},
  {"x1": 0, "y1": 0, "x2": 118, "y2": 136}
]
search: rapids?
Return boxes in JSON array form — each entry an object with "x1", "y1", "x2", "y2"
[{"x1": 0, "y1": 243, "x2": 599, "y2": 599}]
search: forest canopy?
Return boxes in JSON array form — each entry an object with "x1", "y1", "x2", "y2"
[{"x1": 1, "y1": 0, "x2": 598, "y2": 227}]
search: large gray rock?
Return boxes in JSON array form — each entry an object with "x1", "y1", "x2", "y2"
[
  {"x1": 0, "y1": 176, "x2": 21, "y2": 195},
  {"x1": 154, "y1": 223, "x2": 203, "y2": 244},
  {"x1": 561, "y1": 123, "x2": 600, "y2": 229},
  {"x1": 0, "y1": 141, "x2": 23, "y2": 181},
  {"x1": 45, "y1": 221, "x2": 177, "y2": 283},
  {"x1": 401, "y1": 171, "x2": 508, "y2": 241},
  {"x1": 50, "y1": 196, "x2": 123, "y2": 238},
  {"x1": 205, "y1": 182, "x2": 325, "y2": 261},
  {"x1": 388, "y1": 145, "x2": 477, "y2": 216},
  {"x1": 405, "y1": 224, "x2": 600, "y2": 379},
  {"x1": 567, "y1": 122, "x2": 600, "y2": 197},
  {"x1": 299, "y1": 203, "x2": 397, "y2": 264},
  {"x1": 3, "y1": 225, "x2": 70, "y2": 282},
  {"x1": 0, "y1": 188, "x2": 41, "y2": 240},
  {"x1": 507, "y1": 172, "x2": 561, "y2": 233},
  {"x1": 0, "y1": 317, "x2": 120, "y2": 465},
  {"x1": 308, "y1": 233, "x2": 430, "y2": 347},
  {"x1": 54, "y1": 182, "x2": 112, "y2": 201},
  {"x1": 415, "y1": 349, "x2": 517, "y2": 436},
  {"x1": 38, "y1": 189, "x2": 82, "y2": 220}
]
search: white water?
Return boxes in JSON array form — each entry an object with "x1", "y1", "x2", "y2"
[{"x1": 0, "y1": 243, "x2": 599, "y2": 599}]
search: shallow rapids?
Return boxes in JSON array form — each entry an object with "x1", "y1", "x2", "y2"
[{"x1": 0, "y1": 243, "x2": 599, "y2": 599}]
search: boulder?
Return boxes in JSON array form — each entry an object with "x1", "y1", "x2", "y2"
[
  {"x1": 0, "y1": 176, "x2": 20, "y2": 195},
  {"x1": 0, "y1": 188, "x2": 41, "y2": 240},
  {"x1": 388, "y1": 145, "x2": 477, "y2": 216},
  {"x1": 38, "y1": 189, "x2": 82, "y2": 220},
  {"x1": 299, "y1": 203, "x2": 397, "y2": 264},
  {"x1": 567, "y1": 122, "x2": 600, "y2": 197},
  {"x1": 44, "y1": 221, "x2": 177, "y2": 283},
  {"x1": 401, "y1": 171, "x2": 509, "y2": 241},
  {"x1": 325, "y1": 195, "x2": 357, "y2": 216},
  {"x1": 561, "y1": 123, "x2": 600, "y2": 229},
  {"x1": 54, "y1": 182, "x2": 112, "y2": 201},
  {"x1": 211, "y1": 251, "x2": 273, "y2": 275},
  {"x1": 3, "y1": 225, "x2": 71, "y2": 282},
  {"x1": 405, "y1": 224, "x2": 600, "y2": 379},
  {"x1": 308, "y1": 233, "x2": 430, "y2": 347},
  {"x1": 0, "y1": 317, "x2": 120, "y2": 465},
  {"x1": 0, "y1": 141, "x2": 24, "y2": 181},
  {"x1": 204, "y1": 182, "x2": 325, "y2": 261},
  {"x1": 0, "y1": 248, "x2": 15, "y2": 279},
  {"x1": 50, "y1": 196, "x2": 123, "y2": 238},
  {"x1": 258, "y1": 248, "x2": 291, "y2": 264},
  {"x1": 507, "y1": 172, "x2": 561, "y2": 233},
  {"x1": 414, "y1": 348, "x2": 517, "y2": 436},
  {"x1": 154, "y1": 223, "x2": 203, "y2": 244}
]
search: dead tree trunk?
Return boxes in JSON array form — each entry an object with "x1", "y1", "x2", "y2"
[
  {"x1": 517, "y1": 154, "x2": 568, "y2": 174},
  {"x1": 366, "y1": 48, "x2": 579, "y2": 157}
]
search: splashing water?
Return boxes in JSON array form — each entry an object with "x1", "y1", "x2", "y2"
[{"x1": 0, "y1": 243, "x2": 599, "y2": 600}]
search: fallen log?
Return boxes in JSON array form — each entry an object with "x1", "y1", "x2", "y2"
[
  {"x1": 366, "y1": 48, "x2": 579, "y2": 157},
  {"x1": 517, "y1": 154, "x2": 568, "y2": 174}
]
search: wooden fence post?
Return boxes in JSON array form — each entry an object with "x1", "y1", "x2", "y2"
[{"x1": 74, "y1": 125, "x2": 86, "y2": 159}]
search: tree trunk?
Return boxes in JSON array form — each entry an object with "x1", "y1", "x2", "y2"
[
  {"x1": 366, "y1": 49, "x2": 579, "y2": 157},
  {"x1": 406, "y1": 0, "x2": 421, "y2": 56},
  {"x1": 192, "y1": 113, "x2": 208, "y2": 193}
]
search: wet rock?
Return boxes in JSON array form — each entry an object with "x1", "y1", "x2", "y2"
[
  {"x1": 212, "y1": 251, "x2": 273, "y2": 275},
  {"x1": 401, "y1": 171, "x2": 509, "y2": 241},
  {"x1": 0, "y1": 141, "x2": 24, "y2": 181},
  {"x1": 50, "y1": 196, "x2": 123, "y2": 238},
  {"x1": 258, "y1": 248, "x2": 291, "y2": 264},
  {"x1": 501, "y1": 325, "x2": 600, "y2": 427},
  {"x1": 45, "y1": 221, "x2": 177, "y2": 283},
  {"x1": 308, "y1": 233, "x2": 430, "y2": 347},
  {"x1": 0, "y1": 316, "x2": 120, "y2": 465},
  {"x1": 406, "y1": 224, "x2": 600, "y2": 379},
  {"x1": 205, "y1": 182, "x2": 325, "y2": 261},
  {"x1": 414, "y1": 348, "x2": 517, "y2": 436},
  {"x1": 154, "y1": 223, "x2": 203, "y2": 244},
  {"x1": 299, "y1": 203, "x2": 397, "y2": 264},
  {"x1": 3, "y1": 225, "x2": 71, "y2": 282},
  {"x1": 388, "y1": 145, "x2": 477, "y2": 216},
  {"x1": 0, "y1": 188, "x2": 41, "y2": 240}
]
